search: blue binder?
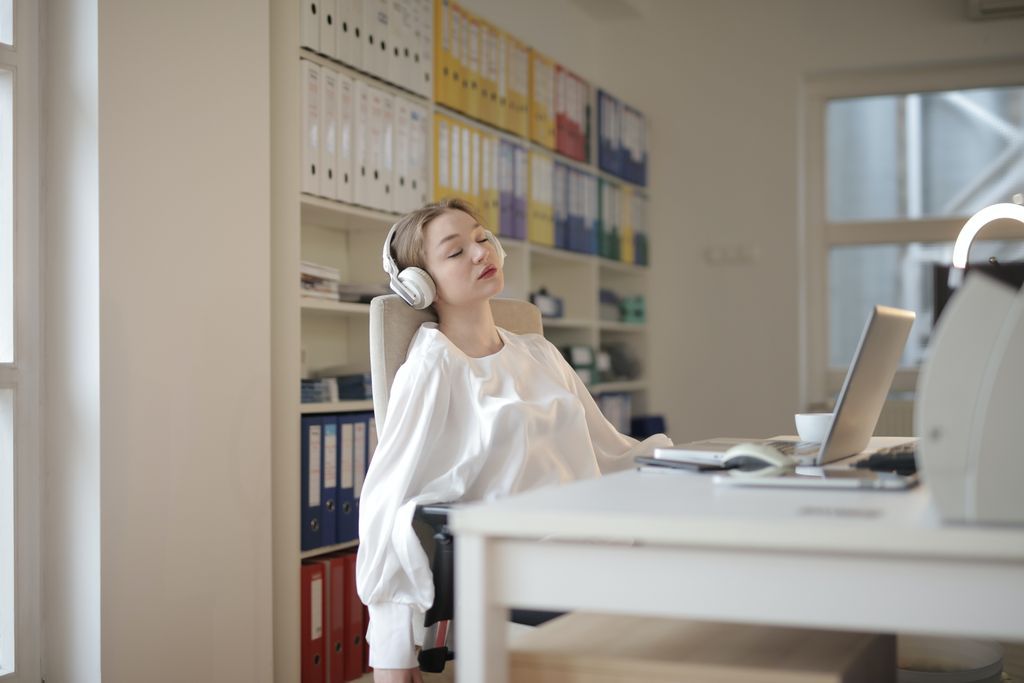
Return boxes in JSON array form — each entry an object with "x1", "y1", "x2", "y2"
[
  {"x1": 568, "y1": 169, "x2": 584, "y2": 253},
  {"x1": 353, "y1": 412, "x2": 372, "y2": 540},
  {"x1": 320, "y1": 416, "x2": 339, "y2": 547},
  {"x1": 498, "y1": 140, "x2": 515, "y2": 238},
  {"x1": 336, "y1": 413, "x2": 359, "y2": 544},
  {"x1": 300, "y1": 415, "x2": 323, "y2": 551}
]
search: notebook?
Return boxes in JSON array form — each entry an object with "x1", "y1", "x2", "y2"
[{"x1": 656, "y1": 305, "x2": 917, "y2": 467}]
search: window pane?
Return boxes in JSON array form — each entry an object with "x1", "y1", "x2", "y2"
[
  {"x1": 0, "y1": 0, "x2": 10, "y2": 46},
  {"x1": 827, "y1": 86, "x2": 1024, "y2": 222},
  {"x1": 828, "y1": 240, "x2": 1024, "y2": 368},
  {"x1": 0, "y1": 69, "x2": 10, "y2": 363},
  {"x1": 0, "y1": 389, "x2": 12, "y2": 672}
]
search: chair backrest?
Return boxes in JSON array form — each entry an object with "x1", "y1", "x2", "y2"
[{"x1": 369, "y1": 294, "x2": 544, "y2": 429}]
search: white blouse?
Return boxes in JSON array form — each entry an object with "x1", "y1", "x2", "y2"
[{"x1": 355, "y1": 323, "x2": 671, "y2": 669}]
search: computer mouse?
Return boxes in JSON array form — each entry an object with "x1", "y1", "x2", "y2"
[{"x1": 722, "y1": 443, "x2": 798, "y2": 476}]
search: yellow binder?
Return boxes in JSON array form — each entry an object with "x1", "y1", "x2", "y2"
[
  {"x1": 505, "y1": 33, "x2": 530, "y2": 139},
  {"x1": 528, "y1": 50, "x2": 556, "y2": 150},
  {"x1": 477, "y1": 18, "x2": 500, "y2": 128},
  {"x1": 434, "y1": 0, "x2": 455, "y2": 109},
  {"x1": 528, "y1": 150, "x2": 554, "y2": 246},
  {"x1": 479, "y1": 132, "x2": 500, "y2": 232}
]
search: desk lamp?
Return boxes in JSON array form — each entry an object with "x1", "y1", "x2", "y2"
[{"x1": 947, "y1": 200, "x2": 1024, "y2": 288}]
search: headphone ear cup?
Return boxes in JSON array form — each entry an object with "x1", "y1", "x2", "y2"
[
  {"x1": 485, "y1": 231, "x2": 506, "y2": 269},
  {"x1": 397, "y1": 266, "x2": 436, "y2": 310}
]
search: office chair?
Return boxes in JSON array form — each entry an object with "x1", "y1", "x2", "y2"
[{"x1": 368, "y1": 294, "x2": 544, "y2": 673}]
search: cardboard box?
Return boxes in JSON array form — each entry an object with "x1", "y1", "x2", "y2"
[{"x1": 509, "y1": 613, "x2": 895, "y2": 683}]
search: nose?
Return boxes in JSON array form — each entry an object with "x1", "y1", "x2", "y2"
[{"x1": 472, "y1": 241, "x2": 489, "y2": 262}]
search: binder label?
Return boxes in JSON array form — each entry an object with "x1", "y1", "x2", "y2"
[
  {"x1": 324, "y1": 422, "x2": 338, "y2": 489},
  {"x1": 341, "y1": 423, "x2": 354, "y2": 489},
  {"x1": 309, "y1": 424, "x2": 322, "y2": 507},
  {"x1": 311, "y1": 575, "x2": 323, "y2": 640}
]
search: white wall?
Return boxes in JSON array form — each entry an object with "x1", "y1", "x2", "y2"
[
  {"x1": 591, "y1": 0, "x2": 1024, "y2": 441},
  {"x1": 44, "y1": 1, "x2": 274, "y2": 681}
]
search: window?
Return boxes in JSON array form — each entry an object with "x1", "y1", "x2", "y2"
[
  {"x1": 801, "y1": 61, "x2": 1024, "y2": 406},
  {"x1": 0, "y1": 1, "x2": 40, "y2": 679}
]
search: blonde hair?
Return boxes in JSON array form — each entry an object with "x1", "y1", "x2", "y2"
[{"x1": 389, "y1": 197, "x2": 484, "y2": 271}]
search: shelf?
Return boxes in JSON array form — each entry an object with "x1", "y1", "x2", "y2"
[
  {"x1": 299, "y1": 47, "x2": 430, "y2": 103},
  {"x1": 300, "y1": 194, "x2": 400, "y2": 231},
  {"x1": 299, "y1": 539, "x2": 360, "y2": 561},
  {"x1": 434, "y1": 103, "x2": 649, "y2": 193},
  {"x1": 599, "y1": 321, "x2": 648, "y2": 333},
  {"x1": 592, "y1": 380, "x2": 648, "y2": 394},
  {"x1": 529, "y1": 243, "x2": 596, "y2": 266},
  {"x1": 599, "y1": 257, "x2": 648, "y2": 274},
  {"x1": 301, "y1": 400, "x2": 374, "y2": 414},
  {"x1": 542, "y1": 317, "x2": 594, "y2": 330},
  {"x1": 299, "y1": 298, "x2": 371, "y2": 315}
]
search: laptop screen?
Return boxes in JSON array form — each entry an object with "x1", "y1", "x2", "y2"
[{"x1": 818, "y1": 305, "x2": 916, "y2": 464}]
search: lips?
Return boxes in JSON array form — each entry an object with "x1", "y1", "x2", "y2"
[{"x1": 478, "y1": 265, "x2": 497, "y2": 280}]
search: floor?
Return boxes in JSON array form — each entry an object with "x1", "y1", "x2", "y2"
[{"x1": 351, "y1": 640, "x2": 1023, "y2": 681}]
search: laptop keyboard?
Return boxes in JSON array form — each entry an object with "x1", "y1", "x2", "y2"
[{"x1": 764, "y1": 440, "x2": 820, "y2": 456}]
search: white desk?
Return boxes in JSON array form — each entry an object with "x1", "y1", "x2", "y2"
[{"x1": 449, "y1": 451, "x2": 1024, "y2": 682}]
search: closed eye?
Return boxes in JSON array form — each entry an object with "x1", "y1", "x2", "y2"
[{"x1": 447, "y1": 249, "x2": 463, "y2": 259}]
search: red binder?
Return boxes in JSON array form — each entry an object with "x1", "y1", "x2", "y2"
[
  {"x1": 342, "y1": 553, "x2": 364, "y2": 680},
  {"x1": 316, "y1": 558, "x2": 346, "y2": 683},
  {"x1": 301, "y1": 563, "x2": 327, "y2": 683},
  {"x1": 362, "y1": 604, "x2": 371, "y2": 674}
]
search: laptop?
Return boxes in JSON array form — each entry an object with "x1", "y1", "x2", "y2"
[{"x1": 655, "y1": 305, "x2": 917, "y2": 467}]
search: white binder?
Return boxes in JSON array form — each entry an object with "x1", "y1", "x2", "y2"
[
  {"x1": 320, "y1": 66, "x2": 340, "y2": 199},
  {"x1": 319, "y1": 0, "x2": 338, "y2": 59},
  {"x1": 380, "y1": 89, "x2": 395, "y2": 211},
  {"x1": 450, "y1": 120, "x2": 461, "y2": 200},
  {"x1": 363, "y1": 0, "x2": 389, "y2": 80},
  {"x1": 460, "y1": 125, "x2": 471, "y2": 198},
  {"x1": 300, "y1": 59, "x2": 321, "y2": 195},
  {"x1": 353, "y1": 80, "x2": 373, "y2": 207},
  {"x1": 337, "y1": 0, "x2": 363, "y2": 69},
  {"x1": 409, "y1": 101, "x2": 429, "y2": 207},
  {"x1": 470, "y1": 127, "x2": 480, "y2": 205},
  {"x1": 393, "y1": 96, "x2": 413, "y2": 212},
  {"x1": 301, "y1": 0, "x2": 320, "y2": 52},
  {"x1": 388, "y1": 0, "x2": 411, "y2": 91},
  {"x1": 358, "y1": 84, "x2": 395, "y2": 211},
  {"x1": 336, "y1": 72, "x2": 355, "y2": 203},
  {"x1": 413, "y1": 0, "x2": 432, "y2": 98}
]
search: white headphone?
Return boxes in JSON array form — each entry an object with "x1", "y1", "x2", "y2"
[{"x1": 382, "y1": 222, "x2": 506, "y2": 309}]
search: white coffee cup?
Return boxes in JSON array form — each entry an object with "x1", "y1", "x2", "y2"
[{"x1": 795, "y1": 412, "x2": 833, "y2": 443}]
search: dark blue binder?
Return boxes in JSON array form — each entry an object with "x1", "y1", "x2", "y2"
[
  {"x1": 300, "y1": 415, "x2": 323, "y2": 551},
  {"x1": 569, "y1": 169, "x2": 584, "y2": 253},
  {"x1": 354, "y1": 412, "x2": 373, "y2": 541},
  {"x1": 320, "y1": 416, "x2": 339, "y2": 547},
  {"x1": 336, "y1": 413, "x2": 359, "y2": 544}
]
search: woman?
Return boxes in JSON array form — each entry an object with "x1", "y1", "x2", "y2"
[{"x1": 356, "y1": 198, "x2": 670, "y2": 682}]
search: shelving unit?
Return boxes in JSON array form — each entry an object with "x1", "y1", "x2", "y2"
[{"x1": 272, "y1": 1, "x2": 652, "y2": 679}]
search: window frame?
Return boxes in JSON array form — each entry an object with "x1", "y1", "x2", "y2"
[
  {"x1": 799, "y1": 59, "x2": 1024, "y2": 409},
  {"x1": 0, "y1": 0, "x2": 40, "y2": 680}
]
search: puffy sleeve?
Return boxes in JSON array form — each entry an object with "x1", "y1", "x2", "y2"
[
  {"x1": 355, "y1": 351, "x2": 461, "y2": 669},
  {"x1": 543, "y1": 340, "x2": 672, "y2": 473}
]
